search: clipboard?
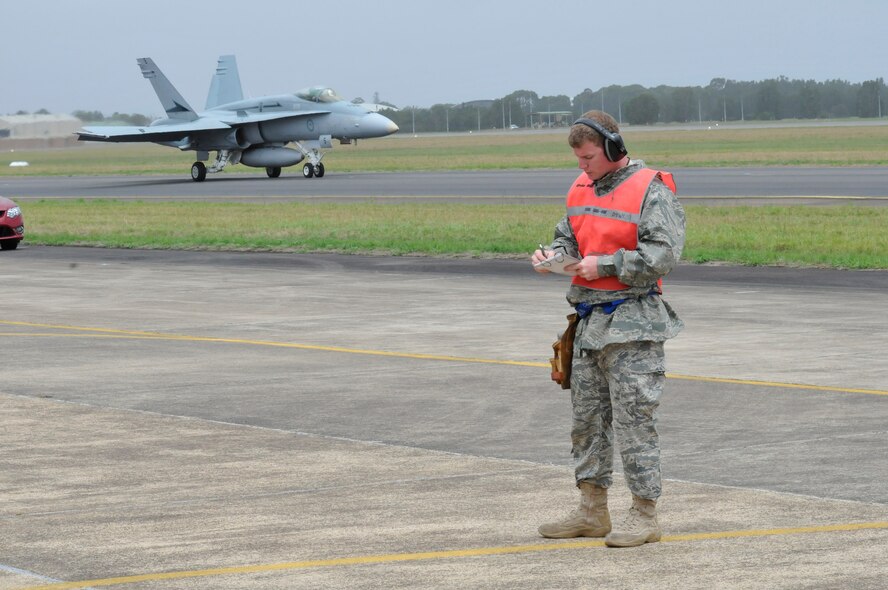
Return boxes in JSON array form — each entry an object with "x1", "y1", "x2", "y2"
[{"x1": 533, "y1": 252, "x2": 581, "y2": 275}]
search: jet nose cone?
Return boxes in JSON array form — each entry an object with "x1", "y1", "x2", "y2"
[{"x1": 362, "y1": 112, "x2": 399, "y2": 137}]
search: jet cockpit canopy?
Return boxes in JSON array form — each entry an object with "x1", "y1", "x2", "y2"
[{"x1": 296, "y1": 86, "x2": 344, "y2": 103}]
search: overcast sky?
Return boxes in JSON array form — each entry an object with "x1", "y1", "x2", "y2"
[{"x1": 2, "y1": 0, "x2": 885, "y2": 118}]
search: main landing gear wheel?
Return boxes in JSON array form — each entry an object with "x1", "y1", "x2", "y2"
[
  {"x1": 302, "y1": 163, "x2": 325, "y2": 178},
  {"x1": 191, "y1": 161, "x2": 207, "y2": 182},
  {"x1": 266, "y1": 166, "x2": 282, "y2": 178}
]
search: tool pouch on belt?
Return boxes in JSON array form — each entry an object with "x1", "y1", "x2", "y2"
[{"x1": 550, "y1": 313, "x2": 579, "y2": 389}]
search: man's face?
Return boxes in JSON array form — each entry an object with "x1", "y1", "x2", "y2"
[{"x1": 572, "y1": 139, "x2": 615, "y2": 182}]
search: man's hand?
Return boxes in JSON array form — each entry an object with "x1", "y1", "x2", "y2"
[
  {"x1": 531, "y1": 247, "x2": 552, "y2": 273},
  {"x1": 566, "y1": 255, "x2": 600, "y2": 280}
]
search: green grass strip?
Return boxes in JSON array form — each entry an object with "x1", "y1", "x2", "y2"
[{"x1": 19, "y1": 200, "x2": 888, "y2": 269}]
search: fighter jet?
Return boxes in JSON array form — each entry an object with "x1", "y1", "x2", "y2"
[{"x1": 77, "y1": 55, "x2": 399, "y2": 181}]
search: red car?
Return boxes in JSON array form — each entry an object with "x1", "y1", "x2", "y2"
[{"x1": 0, "y1": 196, "x2": 24, "y2": 250}]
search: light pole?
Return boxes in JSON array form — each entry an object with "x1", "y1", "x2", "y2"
[{"x1": 721, "y1": 79, "x2": 728, "y2": 122}]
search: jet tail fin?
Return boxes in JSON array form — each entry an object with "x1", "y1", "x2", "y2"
[
  {"x1": 205, "y1": 54, "x2": 244, "y2": 109},
  {"x1": 137, "y1": 57, "x2": 198, "y2": 121}
]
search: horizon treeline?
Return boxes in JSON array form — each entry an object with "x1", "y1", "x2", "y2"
[
  {"x1": 16, "y1": 76, "x2": 885, "y2": 132},
  {"x1": 382, "y1": 76, "x2": 887, "y2": 132}
]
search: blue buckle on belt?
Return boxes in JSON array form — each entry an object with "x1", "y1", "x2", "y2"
[
  {"x1": 575, "y1": 290, "x2": 660, "y2": 319},
  {"x1": 575, "y1": 298, "x2": 626, "y2": 318}
]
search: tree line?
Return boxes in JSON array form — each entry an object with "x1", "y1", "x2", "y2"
[
  {"x1": 381, "y1": 76, "x2": 887, "y2": 132},
  {"x1": 14, "y1": 76, "x2": 884, "y2": 131}
]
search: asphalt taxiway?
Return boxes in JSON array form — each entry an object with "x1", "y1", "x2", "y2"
[
  {"x1": 2, "y1": 246, "x2": 886, "y2": 589},
  {"x1": 3, "y1": 167, "x2": 888, "y2": 205}
]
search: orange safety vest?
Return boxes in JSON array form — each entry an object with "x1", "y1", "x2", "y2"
[{"x1": 567, "y1": 167, "x2": 676, "y2": 291}]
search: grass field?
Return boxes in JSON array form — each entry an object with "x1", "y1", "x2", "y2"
[
  {"x1": 3, "y1": 122, "x2": 888, "y2": 176},
  {"x1": 5, "y1": 122, "x2": 888, "y2": 269},
  {"x1": 20, "y1": 200, "x2": 888, "y2": 269}
]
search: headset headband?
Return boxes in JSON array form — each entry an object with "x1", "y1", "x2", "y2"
[{"x1": 573, "y1": 118, "x2": 619, "y2": 142}]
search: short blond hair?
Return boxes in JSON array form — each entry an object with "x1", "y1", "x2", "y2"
[{"x1": 568, "y1": 110, "x2": 620, "y2": 148}]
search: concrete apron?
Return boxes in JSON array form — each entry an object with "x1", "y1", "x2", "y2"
[{"x1": 2, "y1": 392, "x2": 886, "y2": 590}]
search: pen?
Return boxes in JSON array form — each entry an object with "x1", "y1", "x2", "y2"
[{"x1": 539, "y1": 243, "x2": 547, "y2": 256}]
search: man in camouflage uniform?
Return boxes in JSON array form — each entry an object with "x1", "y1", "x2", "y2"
[{"x1": 531, "y1": 110, "x2": 685, "y2": 547}]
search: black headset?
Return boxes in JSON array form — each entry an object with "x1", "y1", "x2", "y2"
[{"x1": 573, "y1": 118, "x2": 628, "y2": 162}]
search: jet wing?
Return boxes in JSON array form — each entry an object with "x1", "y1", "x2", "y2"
[
  {"x1": 216, "y1": 109, "x2": 331, "y2": 126},
  {"x1": 77, "y1": 119, "x2": 231, "y2": 143},
  {"x1": 78, "y1": 111, "x2": 332, "y2": 143}
]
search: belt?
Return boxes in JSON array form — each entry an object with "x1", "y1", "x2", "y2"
[{"x1": 574, "y1": 290, "x2": 660, "y2": 319}]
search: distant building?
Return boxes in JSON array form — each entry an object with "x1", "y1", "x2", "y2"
[
  {"x1": 0, "y1": 113, "x2": 82, "y2": 148},
  {"x1": 0, "y1": 113, "x2": 82, "y2": 139},
  {"x1": 530, "y1": 110, "x2": 574, "y2": 128}
]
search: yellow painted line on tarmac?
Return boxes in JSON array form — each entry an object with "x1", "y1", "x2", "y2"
[
  {"x1": 0, "y1": 333, "x2": 173, "y2": 340},
  {"x1": 665, "y1": 372, "x2": 888, "y2": 396},
  {"x1": 0, "y1": 320, "x2": 540, "y2": 367},
  {"x1": 19, "y1": 521, "x2": 888, "y2": 590},
  {"x1": 3, "y1": 320, "x2": 887, "y2": 396}
]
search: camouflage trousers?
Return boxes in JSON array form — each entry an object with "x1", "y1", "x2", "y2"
[{"x1": 570, "y1": 340, "x2": 665, "y2": 500}]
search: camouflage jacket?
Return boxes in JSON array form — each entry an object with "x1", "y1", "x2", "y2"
[{"x1": 549, "y1": 159, "x2": 686, "y2": 350}]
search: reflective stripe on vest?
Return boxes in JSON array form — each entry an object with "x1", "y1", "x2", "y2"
[{"x1": 567, "y1": 167, "x2": 675, "y2": 291}]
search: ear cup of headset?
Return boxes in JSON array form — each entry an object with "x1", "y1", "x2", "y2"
[{"x1": 603, "y1": 133, "x2": 627, "y2": 162}]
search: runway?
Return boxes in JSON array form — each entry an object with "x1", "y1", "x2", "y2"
[
  {"x1": 2, "y1": 246, "x2": 886, "y2": 589},
  {"x1": 4, "y1": 166, "x2": 888, "y2": 205}
]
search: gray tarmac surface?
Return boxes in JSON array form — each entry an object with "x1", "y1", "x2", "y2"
[
  {"x1": 2, "y1": 246, "x2": 887, "y2": 589},
  {"x1": 3, "y1": 167, "x2": 888, "y2": 205}
]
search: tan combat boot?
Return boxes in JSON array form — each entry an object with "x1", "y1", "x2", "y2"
[
  {"x1": 538, "y1": 482, "x2": 611, "y2": 538},
  {"x1": 604, "y1": 495, "x2": 661, "y2": 547}
]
